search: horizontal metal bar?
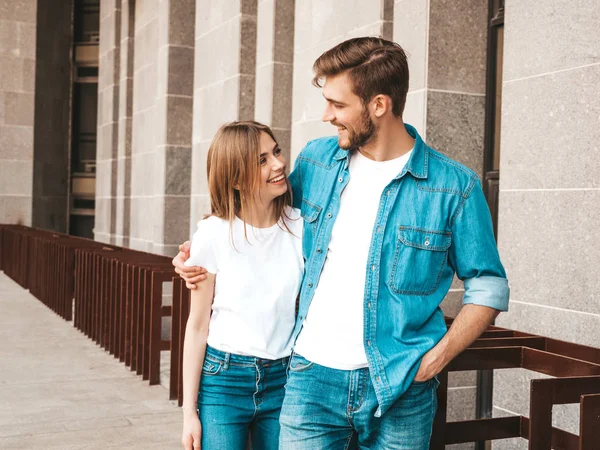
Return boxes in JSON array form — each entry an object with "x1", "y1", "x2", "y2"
[
  {"x1": 448, "y1": 347, "x2": 522, "y2": 371},
  {"x1": 522, "y1": 348, "x2": 600, "y2": 377},
  {"x1": 545, "y1": 338, "x2": 600, "y2": 366},
  {"x1": 445, "y1": 417, "x2": 522, "y2": 444},
  {"x1": 532, "y1": 376, "x2": 600, "y2": 404},
  {"x1": 470, "y1": 337, "x2": 546, "y2": 350}
]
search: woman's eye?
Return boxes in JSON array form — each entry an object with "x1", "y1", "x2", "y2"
[
  {"x1": 274, "y1": 147, "x2": 282, "y2": 155},
  {"x1": 260, "y1": 158, "x2": 266, "y2": 165}
]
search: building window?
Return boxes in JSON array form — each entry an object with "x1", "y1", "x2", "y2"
[{"x1": 70, "y1": 0, "x2": 99, "y2": 239}]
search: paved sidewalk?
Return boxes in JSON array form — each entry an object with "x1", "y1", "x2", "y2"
[{"x1": 0, "y1": 272, "x2": 182, "y2": 450}]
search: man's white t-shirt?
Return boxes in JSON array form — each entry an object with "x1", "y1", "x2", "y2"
[
  {"x1": 294, "y1": 149, "x2": 412, "y2": 370},
  {"x1": 185, "y1": 206, "x2": 303, "y2": 360}
]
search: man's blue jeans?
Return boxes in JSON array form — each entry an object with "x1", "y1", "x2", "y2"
[
  {"x1": 198, "y1": 345, "x2": 288, "y2": 450},
  {"x1": 279, "y1": 353, "x2": 438, "y2": 449}
]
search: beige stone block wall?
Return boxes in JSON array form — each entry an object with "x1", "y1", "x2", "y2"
[
  {"x1": 0, "y1": 0, "x2": 36, "y2": 225},
  {"x1": 493, "y1": 1, "x2": 600, "y2": 448}
]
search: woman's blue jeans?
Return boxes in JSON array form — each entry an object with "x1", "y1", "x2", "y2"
[{"x1": 197, "y1": 345, "x2": 288, "y2": 450}]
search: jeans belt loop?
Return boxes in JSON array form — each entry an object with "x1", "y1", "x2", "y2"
[{"x1": 223, "y1": 352, "x2": 230, "y2": 370}]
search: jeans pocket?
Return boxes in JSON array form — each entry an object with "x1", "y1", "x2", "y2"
[
  {"x1": 288, "y1": 353, "x2": 315, "y2": 373},
  {"x1": 201, "y1": 357, "x2": 222, "y2": 376}
]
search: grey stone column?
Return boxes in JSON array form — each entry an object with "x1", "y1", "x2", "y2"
[
  {"x1": 96, "y1": 0, "x2": 121, "y2": 243},
  {"x1": 153, "y1": 0, "x2": 195, "y2": 256},
  {"x1": 493, "y1": 1, "x2": 600, "y2": 449},
  {"x1": 396, "y1": 0, "x2": 488, "y2": 176},
  {"x1": 0, "y1": 0, "x2": 36, "y2": 225},
  {"x1": 122, "y1": 0, "x2": 195, "y2": 253},
  {"x1": 190, "y1": 0, "x2": 258, "y2": 227},
  {"x1": 128, "y1": 0, "x2": 159, "y2": 252},
  {"x1": 255, "y1": 0, "x2": 295, "y2": 161},
  {"x1": 115, "y1": 0, "x2": 135, "y2": 247},
  {"x1": 290, "y1": 0, "x2": 394, "y2": 160}
]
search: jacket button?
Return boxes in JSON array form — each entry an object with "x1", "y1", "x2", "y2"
[
  {"x1": 338, "y1": 177, "x2": 343, "y2": 182},
  {"x1": 317, "y1": 248, "x2": 322, "y2": 253},
  {"x1": 308, "y1": 282, "x2": 313, "y2": 288},
  {"x1": 326, "y1": 213, "x2": 332, "y2": 218}
]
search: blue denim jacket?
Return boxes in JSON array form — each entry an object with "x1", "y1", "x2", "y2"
[{"x1": 288, "y1": 124, "x2": 509, "y2": 417}]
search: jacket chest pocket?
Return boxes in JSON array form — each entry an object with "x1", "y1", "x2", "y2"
[
  {"x1": 389, "y1": 226, "x2": 451, "y2": 296},
  {"x1": 300, "y1": 199, "x2": 321, "y2": 259}
]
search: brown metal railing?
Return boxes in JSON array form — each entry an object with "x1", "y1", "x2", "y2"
[
  {"x1": 1, "y1": 224, "x2": 598, "y2": 448},
  {"x1": 432, "y1": 319, "x2": 600, "y2": 449},
  {"x1": 0, "y1": 224, "x2": 189, "y2": 396}
]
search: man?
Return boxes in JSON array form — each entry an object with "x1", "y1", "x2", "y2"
[{"x1": 173, "y1": 37, "x2": 509, "y2": 449}]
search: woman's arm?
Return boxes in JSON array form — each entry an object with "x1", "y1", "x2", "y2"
[{"x1": 181, "y1": 273, "x2": 216, "y2": 450}]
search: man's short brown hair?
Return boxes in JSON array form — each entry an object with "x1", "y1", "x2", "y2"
[{"x1": 312, "y1": 37, "x2": 409, "y2": 117}]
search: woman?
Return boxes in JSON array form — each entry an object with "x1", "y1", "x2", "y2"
[{"x1": 180, "y1": 121, "x2": 303, "y2": 450}]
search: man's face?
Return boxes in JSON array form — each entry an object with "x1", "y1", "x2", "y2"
[{"x1": 321, "y1": 72, "x2": 375, "y2": 150}]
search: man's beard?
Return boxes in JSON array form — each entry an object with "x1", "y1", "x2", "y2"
[{"x1": 338, "y1": 108, "x2": 376, "y2": 150}]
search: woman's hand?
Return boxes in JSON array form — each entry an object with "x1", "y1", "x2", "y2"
[
  {"x1": 181, "y1": 411, "x2": 202, "y2": 450},
  {"x1": 172, "y1": 241, "x2": 208, "y2": 289}
]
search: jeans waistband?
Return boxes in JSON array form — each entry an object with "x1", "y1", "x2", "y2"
[{"x1": 205, "y1": 345, "x2": 289, "y2": 368}]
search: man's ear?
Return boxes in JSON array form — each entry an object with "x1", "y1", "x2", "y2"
[{"x1": 372, "y1": 94, "x2": 390, "y2": 118}]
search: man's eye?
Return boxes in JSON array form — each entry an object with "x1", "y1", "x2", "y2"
[{"x1": 334, "y1": 104, "x2": 344, "y2": 108}]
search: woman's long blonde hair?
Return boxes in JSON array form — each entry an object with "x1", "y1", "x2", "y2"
[{"x1": 206, "y1": 121, "x2": 293, "y2": 241}]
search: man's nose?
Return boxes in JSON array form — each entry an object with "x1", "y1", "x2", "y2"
[{"x1": 322, "y1": 105, "x2": 334, "y2": 122}]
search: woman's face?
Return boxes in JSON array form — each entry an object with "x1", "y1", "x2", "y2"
[{"x1": 255, "y1": 131, "x2": 287, "y2": 205}]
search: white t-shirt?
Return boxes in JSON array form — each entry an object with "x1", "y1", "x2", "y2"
[
  {"x1": 294, "y1": 149, "x2": 412, "y2": 370},
  {"x1": 185, "y1": 206, "x2": 303, "y2": 360}
]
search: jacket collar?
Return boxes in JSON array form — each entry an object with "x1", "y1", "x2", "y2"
[{"x1": 331, "y1": 123, "x2": 428, "y2": 180}]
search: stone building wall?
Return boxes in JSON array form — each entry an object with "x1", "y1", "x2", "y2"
[
  {"x1": 493, "y1": 1, "x2": 600, "y2": 448},
  {"x1": 0, "y1": 0, "x2": 37, "y2": 225}
]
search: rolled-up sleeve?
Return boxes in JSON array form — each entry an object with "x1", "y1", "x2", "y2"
[{"x1": 448, "y1": 178, "x2": 510, "y2": 312}]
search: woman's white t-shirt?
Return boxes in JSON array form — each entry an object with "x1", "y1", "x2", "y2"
[{"x1": 185, "y1": 206, "x2": 303, "y2": 360}]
